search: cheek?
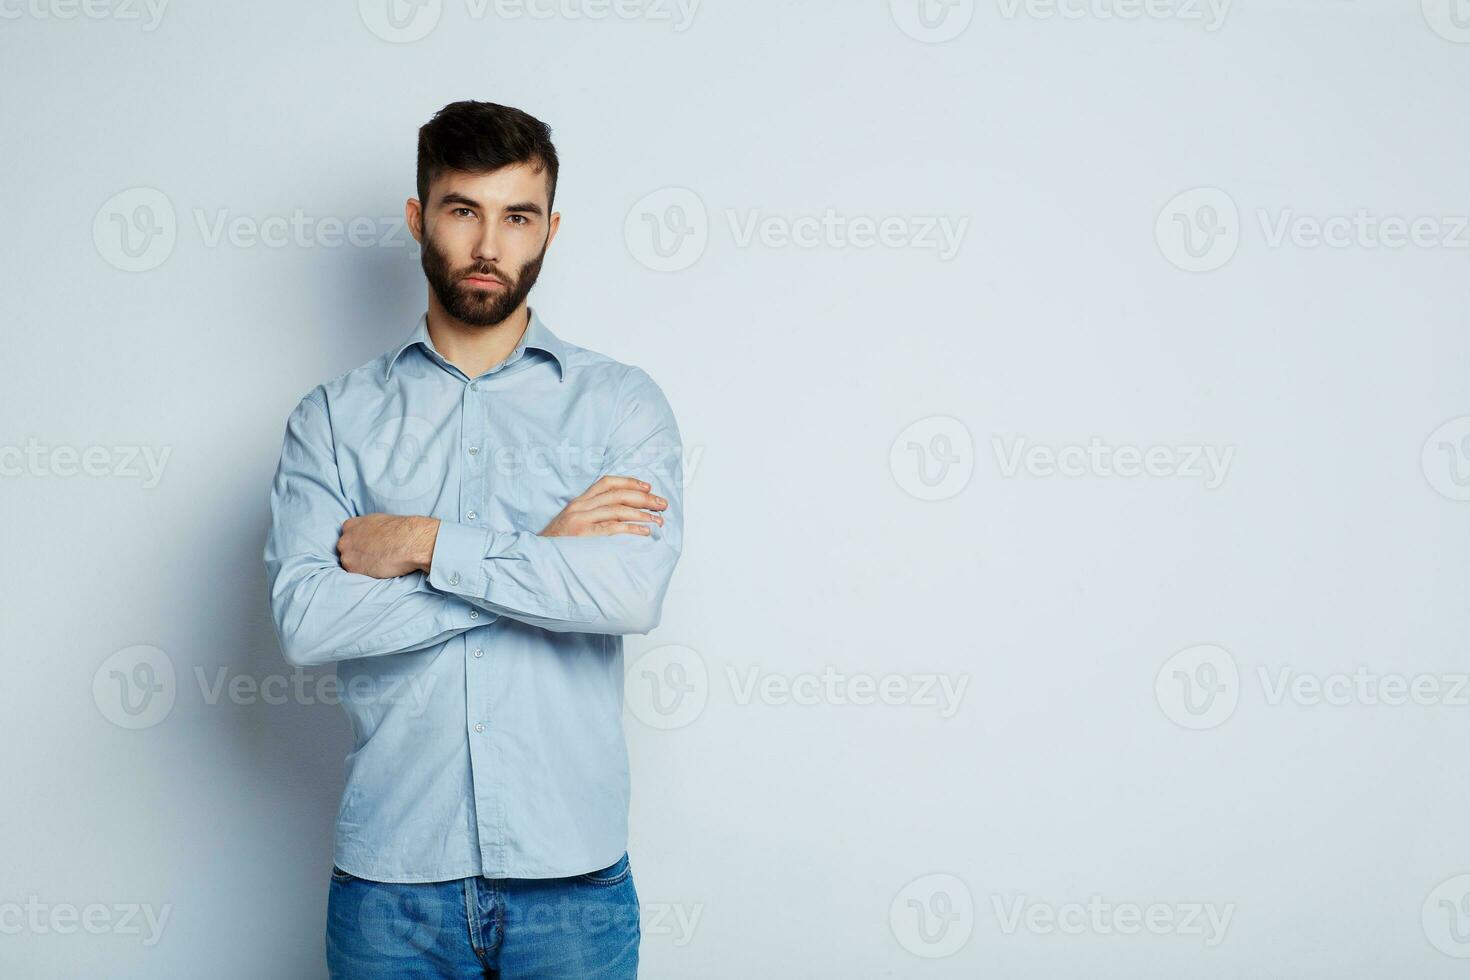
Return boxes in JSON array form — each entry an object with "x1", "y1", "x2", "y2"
[
  {"x1": 430, "y1": 225, "x2": 475, "y2": 263},
  {"x1": 508, "y1": 232, "x2": 545, "y2": 267}
]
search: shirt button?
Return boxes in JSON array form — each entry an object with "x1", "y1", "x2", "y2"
[
  {"x1": 469, "y1": 382, "x2": 479, "y2": 391},
  {"x1": 448, "y1": 572, "x2": 460, "y2": 586},
  {"x1": 469, "y1": 610, "x2": 479, "y2": 620},
  {"x1": 466, "y1": 510, "x2": 477, "y2": 520},
  {"x1": 473, "y1": 648, "x2": 483, "y2": 658},
  {"x1": 468, "y1": 446, "x2": 479, "y2": 456},
  {"x1": 474, "y1": 723, "x2": 485, "y2": 733}
]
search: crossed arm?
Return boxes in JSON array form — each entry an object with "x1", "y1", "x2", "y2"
[{"x1": 263, "y1": 370, "x2": 683, "y2": 668}]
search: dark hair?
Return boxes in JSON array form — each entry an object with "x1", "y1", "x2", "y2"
[{"x1": 416, "y1": 101, "x2": 559, "y2": 213}]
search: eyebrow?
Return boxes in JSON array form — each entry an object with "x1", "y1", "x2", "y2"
[{"x1": 439, "y1": 192, "x2": 544, "y2": 217}]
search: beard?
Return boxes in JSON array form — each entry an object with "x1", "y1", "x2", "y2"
[{"x1": 421, "y1": 231, "x2": 546, "y2": 327}]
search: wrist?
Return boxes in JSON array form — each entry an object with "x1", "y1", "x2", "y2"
[{"x1": 413, "y1": 516, "x2": 441, "y2": 574}]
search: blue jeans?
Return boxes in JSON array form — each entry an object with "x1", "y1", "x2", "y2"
[{"x1": 325, "y1": 852, "x2": 640, "y2": 978}]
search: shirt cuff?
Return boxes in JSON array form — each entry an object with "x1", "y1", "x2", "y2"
[{"x1": 428, "y1": 520, "x2": 492, "y2": 597}]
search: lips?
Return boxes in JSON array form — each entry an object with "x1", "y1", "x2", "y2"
[{"x1": 464, "y1": 274, "x2": 507, "y2": 289}]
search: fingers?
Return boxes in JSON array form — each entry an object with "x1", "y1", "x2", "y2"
[
  {"x1": 575, "y1": 488, "x2": 667, "y2": 514},
  {"x1": 590, "y1": 521, "x2": 653, "y2": 536},
  {"x1": 579, "y1": 504, "x2": 664, "y2": 527},
  {"x1": 576, "y1": 475, "x2": 652, "y2": 502}
]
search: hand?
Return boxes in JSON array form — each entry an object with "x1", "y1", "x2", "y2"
[
  {"x1": 338, "y1": 514, "x2": 440, "y2": 578},
  {"x1": 540, "y1": 476, "x2": 667, "y2": 538}
]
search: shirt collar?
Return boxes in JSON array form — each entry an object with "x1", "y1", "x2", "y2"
[{"x1": 384, "y1": 306, "x2": 568, "y2": 383}]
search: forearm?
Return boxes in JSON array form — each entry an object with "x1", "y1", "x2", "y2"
[
  {"x1": 359, "y1": 364, "x2": 686, "y2": 637},
  {"x1": 266, "y1": 554, "x2": 487, "y2": 667},
  {"x1": 423, "y1": 520, "x2": 678, "y2": 635},
  {"x1": 263, "y1": 390, "x2": 491, "y2": 668}
]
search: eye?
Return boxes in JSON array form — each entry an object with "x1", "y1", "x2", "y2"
[
  {"x1": 453, "y1": 207, "x2": 475, "y2": 218},
  {"x1": 508, "y1": 214, "x2": 528, "y2": 226}
]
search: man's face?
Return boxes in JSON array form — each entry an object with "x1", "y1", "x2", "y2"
[{"x1": 415, "y1": 163, "x2": 557, "y2": 327}]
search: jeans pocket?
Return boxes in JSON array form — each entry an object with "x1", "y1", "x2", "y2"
[
  {"x1": 576, "y1": 852, "x2": 631, "y2": 886},
  {"x1": 330, "y1": 864, "x2": 357, "y2": 884}
]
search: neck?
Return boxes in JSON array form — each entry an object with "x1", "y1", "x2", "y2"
[{"x1": 425, "y1": 299, "x2": 530, "y2": 379}]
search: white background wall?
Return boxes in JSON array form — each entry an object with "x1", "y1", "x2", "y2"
[{"x1": 4, "y1": 0, "x2": 1470, "y2": 976}]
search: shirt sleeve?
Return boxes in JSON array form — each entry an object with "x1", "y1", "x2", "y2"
[
  {"x1": 425, "y1": 365, "x2": 685, "y2": 635},
  {"x1": 263, "y1": 389, "x2": 486, "y2": 667}
]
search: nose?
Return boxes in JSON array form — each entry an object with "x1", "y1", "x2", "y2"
[{"x1": 471, "y1": 221, "x2": 501, "y2": 265}]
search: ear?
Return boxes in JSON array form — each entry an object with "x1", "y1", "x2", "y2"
[{"x1": 405, "y1": 198, "x2": 425, "y2": 244}]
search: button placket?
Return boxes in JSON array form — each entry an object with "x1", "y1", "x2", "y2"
[
  {"x1": 461, "y1": 378, "x2": 487, "y2": 534},
  {"x1": 461, "y1": 379, "x2": 490, "y2": 726}
]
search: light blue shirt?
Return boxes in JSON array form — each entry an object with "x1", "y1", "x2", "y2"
[{"x1": 263, "y1": 306, "x2": 683, "y2": 882}]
